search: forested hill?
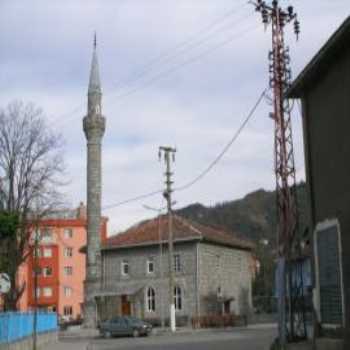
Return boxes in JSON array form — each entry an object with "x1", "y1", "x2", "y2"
[{"x1": 176, "y1": 182, "x2": 308, "y2": 246}]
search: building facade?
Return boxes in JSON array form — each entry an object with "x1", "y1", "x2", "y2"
[
  {"x1": 18, "y1": 203, "x2": 108, "y2": 322},
  {"x1": 95, "y1": 215, "x2": 254, "y2": 326},
  {"x1": 288, "y1": 16, "x2": 350, "y2": 349}
]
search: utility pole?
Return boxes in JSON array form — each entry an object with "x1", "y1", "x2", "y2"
[
  {"x1": 143, "y1": 204, "x2": 167, "y2": 329},
  {"x1": 32, "y1": 226, "x2": 40, "y2": 350},
  {"x1": 251, "y1": 0, "x2": 306, "y2": 347},
  {"x1": 158, "y1": 146, "x2": 176, "y2": 332}
]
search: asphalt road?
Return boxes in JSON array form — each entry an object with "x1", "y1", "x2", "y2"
[{"x1": 83, "y1": 325, "x2": 277, "y2": 350}]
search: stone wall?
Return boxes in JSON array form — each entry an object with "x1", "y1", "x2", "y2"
[
  {"x1": 102, "y1": 241, "x2": 198, "y2": 324},
  {"x1": 198, "y1": 243, "x2": 253, "y2": 317}
]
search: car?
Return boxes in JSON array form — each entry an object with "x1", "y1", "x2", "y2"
[{"x1": 99, "y1": 316, "x2": 152, "y2": 338}]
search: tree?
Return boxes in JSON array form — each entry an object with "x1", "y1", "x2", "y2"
[{"x1": 0, "y1": 100, "x2": 64, "y2": 310}]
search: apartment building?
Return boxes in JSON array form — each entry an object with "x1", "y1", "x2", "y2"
[{"x1": 18, "y1": 203, "x2": 107, "y2": 322}]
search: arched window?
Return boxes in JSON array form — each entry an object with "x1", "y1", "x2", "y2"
[
  {"x1": 174, "y1": 286, "x2": 182, "y2": 311},
  {"x1": 146, "y1": 287, "x2": 156, "y2": 312}
]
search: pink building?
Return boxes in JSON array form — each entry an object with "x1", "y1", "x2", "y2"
[{"x1": 18, "y1": 203, "x2": 108, "y2": 321}]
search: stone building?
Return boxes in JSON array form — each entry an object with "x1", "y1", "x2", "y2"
[
  {"x1": 287, "y1": 16, "x2": 350, "y2": 349},
  {"x1": 95, "y1": 215, "x2": 254, "y2": 325}
]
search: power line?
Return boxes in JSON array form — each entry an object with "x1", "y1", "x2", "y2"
[
  {"x1": 50, "y1": 10, "x2": 256, "y2": 127},
  {"x1": 102, "y1": 88, "x2": 267, "y2": 211},
  {"x1": 175, "y1": 88, "x2": 267, "y2": 191},
  {"x1": 107, "y1": 9, "x2": 253, "y2": 94},
  {"x1": 108, "y1": 23, "x2": 260, "y2": 105},
  {"x1": 102, "y1": 189, "x2": 163, "y2": 210}
]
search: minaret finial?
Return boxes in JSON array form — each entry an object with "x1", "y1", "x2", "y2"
[{"x1": 88, "y1": 32, "x2": 101, "y2": 94}]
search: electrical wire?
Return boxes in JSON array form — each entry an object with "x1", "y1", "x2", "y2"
[
  {"x1": 108, "y1": 23, "x2": 260, "y2": 106},
  {"x1": 107, "y1": 9, "x2": 253, "y2": 94},
  {"x1": 102, "y1": 189, "x2": 163, "y2": 211},
  {"x1": 51, "y1": 9, "x2": 256, "y2": 127},
  {"x1": 175, "y1": 88, "x2": 267, "y2": 191},
  {"x1": 102, "y1": 88, "x2": 267, "y2": 211}
]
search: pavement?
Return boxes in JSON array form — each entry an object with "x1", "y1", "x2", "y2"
[{"x1": 51, "y1": 323, "x2": 278, "y2": 350}]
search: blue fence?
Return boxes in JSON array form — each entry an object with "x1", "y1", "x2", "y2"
[{"x1": 0, "y1": 312, "x2": 57, "y2": 344}]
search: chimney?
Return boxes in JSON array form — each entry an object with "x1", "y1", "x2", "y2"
[{"x1": 77, "y1": 202, "x2": 87, "y2": 219}]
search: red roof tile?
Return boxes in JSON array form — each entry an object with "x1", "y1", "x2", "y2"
[{"x1": 103, "y1": 215, "x2": 254, "y2": 251}]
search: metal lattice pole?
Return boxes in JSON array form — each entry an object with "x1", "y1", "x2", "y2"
[{"x1": 251, "y1": 0, "x2": 306, "y2": 346}]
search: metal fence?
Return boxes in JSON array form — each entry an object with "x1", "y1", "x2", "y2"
[{"x1": 0, "y1": 312, "x2": 57, "y2": 344}]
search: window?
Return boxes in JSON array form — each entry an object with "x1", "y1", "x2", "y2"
[
  {"x1": 174, "y1": 254, "x2": 181, "y2": 272},
  {"x1": 43, "y1": 266, "x2": 53, "y2": 277},
  {"x1": 43, "y1": 248, "x2": 52, "y2": 258},
  {"x1": 64, "y1": 247, "x2": 73, "y2": 258},
  {"x1": 64, "y1": 287, "x2": 72, "y2": 297},
  {"x1": 147, "y1": 257, "x2": 155, "y2": 274},
  {"x1": 174, "y1": 286, "x2": 182, "y2": 311},
  {"x1": 41, "y1": 228, "x2": 53, "y2": 243},
  {"x1": 64, "y1": 266, "x2": 73, "y2": 276},
  {"x1": 63, "y1": 306, "x2": 73, "y2": 316},
  {"x1": 43, "y1": 287, "x2": 52, "y2": 297},
  {"x1": 121, "y1": 260, "x2": 129, "y2": 276},
  {"x1": 146, "y1": 287, "x2": 156, "y2": 312},
  {"x1": 64, "y1": 228, "x2": 73, "y2": 239}
]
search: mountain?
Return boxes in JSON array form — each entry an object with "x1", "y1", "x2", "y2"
[{"x1": 176, "y1": 182, "x2": 309, "y2": 246}]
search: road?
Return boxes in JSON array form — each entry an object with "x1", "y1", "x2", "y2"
[{"x1": 56, "y1": 325, "x2": 277, "y2": 350}]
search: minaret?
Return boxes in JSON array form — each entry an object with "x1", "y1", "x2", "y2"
[{"x1": 83, "y1": 34, "x2": 105, "y2": 327}]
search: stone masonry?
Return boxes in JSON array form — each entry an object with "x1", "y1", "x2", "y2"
[
  {"x1": 100, "y1": 239, "x2": 253, "y2": 325},
  {"x1": 83, "y1": 36, "x2": 105, "y2": 327}
]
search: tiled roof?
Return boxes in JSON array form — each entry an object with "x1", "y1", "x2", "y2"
[{"x1": 103, "y1": 215, "x2": 254, "y2": 251}]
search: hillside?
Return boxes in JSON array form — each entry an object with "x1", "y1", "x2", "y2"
[{"x1": 176, "y1": 182, "x2": 309, "y2": 247}]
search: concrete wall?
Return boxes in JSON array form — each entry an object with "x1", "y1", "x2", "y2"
[
  {"x1": 0, "y1": 331, "x2": 57, "y2": 350},
  {"x1": 198, "y1": 243, "x2": 253, "y2": 317}
]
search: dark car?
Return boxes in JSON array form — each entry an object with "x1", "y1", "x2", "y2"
[{"x1": 99, "y1": 316, "x2": 152, "y2": 338}]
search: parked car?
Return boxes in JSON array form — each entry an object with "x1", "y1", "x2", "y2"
[{"x1": 99, "y1": 316, "x2": 152, "y2": 338}]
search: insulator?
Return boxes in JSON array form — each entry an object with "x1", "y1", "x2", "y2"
[
  {"x1": 158, "y1": 150, "x2": 161, "y2": 161},
  {"x1": 268, "y1": 51, "x2": 274, "y2": 60},
  {"x1": 262, "y1": 8, "x2": 269, "y2": 24},
  {"x1": 287, "y1": 6, "x2": 294, "y2": 18},
  {"x1": 272, "y1": 0, "x2": 278, "y2": 8},
  {"x1": 294, "y1": 19, "x2": 300, "y2": 38}
]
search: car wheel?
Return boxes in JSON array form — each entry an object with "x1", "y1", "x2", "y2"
[{"x1": 132, "y1": 329, "x2": 140, "y2": 338}]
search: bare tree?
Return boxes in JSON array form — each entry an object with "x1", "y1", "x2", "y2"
[{"x1": 0, "y1": 100, "x2": 64, "y2": 310}]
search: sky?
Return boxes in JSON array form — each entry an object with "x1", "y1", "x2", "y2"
[{"x1": 0, "y1": 0, "x2": 349, "y2": 234}]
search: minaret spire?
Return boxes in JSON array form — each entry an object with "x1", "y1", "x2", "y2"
[
  {"x1": 83, "y1": 34, "x2": 106, "y2": 328},
  {"x1": 88, "y1": 33, "x2": 101, "y2": 95},
  {"x1": 87, "y1": 33, "x2": 102, "y2": 115}
]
